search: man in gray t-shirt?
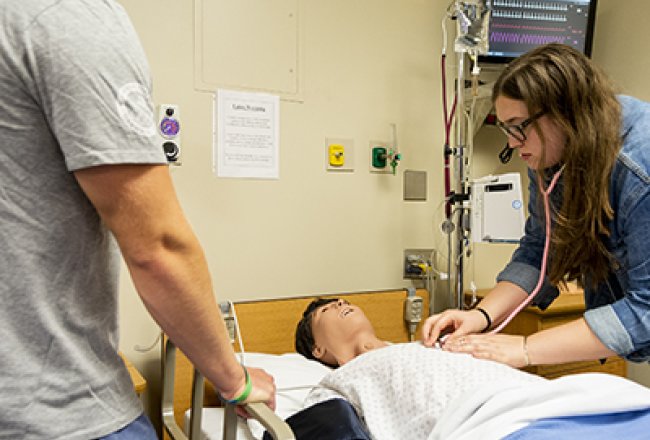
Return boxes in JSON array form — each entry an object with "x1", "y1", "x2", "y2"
[{"x1": 0, "y1": 2, "x2": 275, "y2": 438}]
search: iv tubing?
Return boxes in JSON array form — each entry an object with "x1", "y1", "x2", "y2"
[
  {"x1": 441, "y1": 52, "x2": 457, "y2": 219},
  {"x1": 490, "y1": 166, "x2": 564, "y2": 334}
]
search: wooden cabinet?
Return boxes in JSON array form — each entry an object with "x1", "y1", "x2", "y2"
[
  {"x1": 119, "y1": 352, "x2": 147, "y2": 397},
  {"x1": 468, "y1": 287, "x2": 627, "y2": 379}
]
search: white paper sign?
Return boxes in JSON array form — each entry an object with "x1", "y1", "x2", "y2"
[{"x1": 214, "y1": 89, "x2": 280, "y2": 179}]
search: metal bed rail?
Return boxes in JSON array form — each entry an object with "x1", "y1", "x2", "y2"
[{"x1": 161, "y1": 338, "x2": 295, "y2": 440}]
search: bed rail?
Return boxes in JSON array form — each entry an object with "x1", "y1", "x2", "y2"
[{"x1": 162, "y1": 338, "x2": 295, "y2": 440}]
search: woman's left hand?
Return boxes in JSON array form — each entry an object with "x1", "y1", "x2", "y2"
[{"x1": 442, "y1": 333, "x2": 529, "y2": 368}]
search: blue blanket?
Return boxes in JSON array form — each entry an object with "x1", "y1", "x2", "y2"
[{"x1": 503, "y1": 408, "x2": 650, "y2": 440}]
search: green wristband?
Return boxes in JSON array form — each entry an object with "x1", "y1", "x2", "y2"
[{"x1": 224, "y1": 366, "x2": 252, "y2": 405}]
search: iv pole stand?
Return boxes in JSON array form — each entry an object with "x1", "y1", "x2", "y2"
[
  {"x1": 453, "y1": 50, "x2": 467, "y2": 311},
  {"x1": 448, "y1": 0, "x2": 489, "y2": 310}
]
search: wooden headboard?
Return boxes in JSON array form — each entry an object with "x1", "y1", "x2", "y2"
[{"x1": 164, "y1": 288, "x2": 428, "y2": 436}]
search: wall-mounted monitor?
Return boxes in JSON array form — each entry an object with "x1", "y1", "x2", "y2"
[{"x1": 480, "y1": 0, "x2": 598, "y2": 63}]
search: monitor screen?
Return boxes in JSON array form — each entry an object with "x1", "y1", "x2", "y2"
[{"x1": 481, "y1": 0, "x2": 598, "y2": 63}]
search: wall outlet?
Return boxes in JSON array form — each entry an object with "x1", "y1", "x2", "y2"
[
  {"x1": 403, "y1": 248, "x2": 435, "y2": 279},
  {"x1": 369, "y1": 140, "x2": 391, "y2": 173},
  {"x1": 325, "y1": 137, "x2": 354, "y2": 172}
]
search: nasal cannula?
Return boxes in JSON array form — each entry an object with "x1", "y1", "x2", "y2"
[{"x1": 489, "y1": 165, "x2": 565, "y2": 334}]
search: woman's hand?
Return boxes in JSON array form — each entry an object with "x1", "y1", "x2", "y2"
[
  {"x1": 421, "y1": 309, "x2": 489, "y2": 347},
  {"x1": 443, "y1": 333, "x2": 529, "y2": 368}
]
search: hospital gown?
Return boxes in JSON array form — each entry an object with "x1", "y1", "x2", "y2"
[{"x1": 304, "y1": 342, "x2": 545, "y2": 440}]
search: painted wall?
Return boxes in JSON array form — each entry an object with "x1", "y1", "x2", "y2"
[
  {"x1": 117, "y1": 0, "x2": 460, "y2": 426},
  {"x1": 114, "y1": 0, "x2": 650, "y2": 427}
]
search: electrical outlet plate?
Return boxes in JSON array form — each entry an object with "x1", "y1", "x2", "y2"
[
  {"x1": 369, "y1": 140, "x2": 391, "y2": 173},
  {"x1": 325, "y1": 137, "x2": 354, "y2": 172},
  {"x1": 403, "y1": 248, "x2": 435, "y2": 279}
]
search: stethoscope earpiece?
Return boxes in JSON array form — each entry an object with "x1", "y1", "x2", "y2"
[{"x1": 498, "y1": 143, "x2": 513, "y2": 164}]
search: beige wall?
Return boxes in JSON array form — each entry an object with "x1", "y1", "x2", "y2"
[
  {"x1": 118, "y1": 0, "x2": 451, "y2": 426},
  {"x1": 116, "y1": 0, "x2": 650, "y2": 427}
]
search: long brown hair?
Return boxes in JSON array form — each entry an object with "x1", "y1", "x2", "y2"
[{"x1": 492, "y1": 43, "x2": 622, "y2": 287}]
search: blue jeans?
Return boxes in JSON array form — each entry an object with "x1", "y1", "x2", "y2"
[{"x1": 99, "y1": 413, "x2": 157, "y2": 439}]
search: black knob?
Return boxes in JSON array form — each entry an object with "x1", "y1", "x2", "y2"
[{"x1": 163, "y1": 141, "x2": 179, "y2": 161}]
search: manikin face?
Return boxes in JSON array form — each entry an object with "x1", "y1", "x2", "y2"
[
  {"x1": 310, "y1": 299, "x2": 374, "y2": 365},
  {"x1": 494, "y1": 96, "x2": 566, "y2": 170}
]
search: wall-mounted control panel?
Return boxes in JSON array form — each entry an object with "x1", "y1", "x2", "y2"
[{"x1": 158, "y1": 104, "x2": 181, "y2": 165}]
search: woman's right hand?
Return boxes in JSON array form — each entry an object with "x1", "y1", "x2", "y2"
[{"x1": 421, "y1": 309, "x2": 489, "y2": 347}]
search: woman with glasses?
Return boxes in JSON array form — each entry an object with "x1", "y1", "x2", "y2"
[{"x1": 422, "y1": 43, "x2": 650, "y2": 369}]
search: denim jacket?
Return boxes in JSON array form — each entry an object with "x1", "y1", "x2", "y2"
[{"x1": 496, "y1": 95, "x2": 650, "y2": 362}]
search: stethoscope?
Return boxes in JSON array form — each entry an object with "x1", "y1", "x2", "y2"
[{"x1": 489, "y1": 159, "x2": 565, "y2": 334}]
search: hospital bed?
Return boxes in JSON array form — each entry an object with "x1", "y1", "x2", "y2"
[
  {"x1": 161, "y1": 288, "x2": 650, "y2": 440},
  {"x1": 161, "y1": 289, "x2": 427, "y2": 440}
]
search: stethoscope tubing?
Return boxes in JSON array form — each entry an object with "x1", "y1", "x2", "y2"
[{"x1": 489, "y1": 166, "x2": 564, "y2": 334}]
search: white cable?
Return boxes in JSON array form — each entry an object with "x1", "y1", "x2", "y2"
[
  {"x1": 134, "y1": 331, "x2": 162, "y2": 353},
  {"x1": 464, "y1": 54, "x2": 479, "y2": 183},
  {"x1": 469, "y1": 280, "x2": 478, "y2": 308},
  {"x1": 441, "y1": 16, "x2": 448, "y2": 56},
  {"x1": 277, "y1": 385, "x2": 318, "y2": 392}
]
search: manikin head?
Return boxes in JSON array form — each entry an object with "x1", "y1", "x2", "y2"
[{"x1": 295, "y1": 298, "x2": 385, "y2": 367}]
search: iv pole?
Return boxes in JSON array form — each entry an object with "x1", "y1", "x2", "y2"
[
  {"x1": 445, "y1": 0, "x2": 491, "y2": 310},
  {"x1": 454, "y1": 50, "x2": 467, "y2": 311}
]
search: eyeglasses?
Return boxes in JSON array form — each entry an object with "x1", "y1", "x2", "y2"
[{"x1": 496, "y1": 111, "x2": 545, "y2": 143}]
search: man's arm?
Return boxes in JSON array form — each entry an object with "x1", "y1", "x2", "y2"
[{"x1": 74, "y1": 164, "x2": 274, "y2": 404}]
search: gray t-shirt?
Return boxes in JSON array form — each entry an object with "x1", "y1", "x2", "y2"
[{"x1": 0, "y1": 1, "x2": 167, "y2": 438}]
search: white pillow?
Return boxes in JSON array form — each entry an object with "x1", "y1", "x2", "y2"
[{"x1": 241, "y1": 352, "x2": 332, "y2": 438}]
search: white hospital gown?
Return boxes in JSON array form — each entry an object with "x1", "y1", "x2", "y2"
[{"x1": 304, "y1": 342, "x2": 545, "y2": 440}]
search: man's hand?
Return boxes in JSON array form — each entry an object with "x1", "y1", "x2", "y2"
[{"x1": 227, "y1": 366, "x2": 276, "y2": 418}]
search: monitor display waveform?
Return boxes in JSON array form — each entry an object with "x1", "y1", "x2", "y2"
[
  {"x1": 493, "y1": 23, "x2": 566, "y2": 33},
  {"x1": 490, "y1": 31, "x2": 566, "y2": 46},
  {"x1": 492, "y1": 0, "x2": 570, "y2": 11},
  {"x1": 493, "y1": 10, "x2": 568, "y2": 22}
]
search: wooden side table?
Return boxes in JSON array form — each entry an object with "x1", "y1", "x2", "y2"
[
  {"x1": 468, "y1": 287, "x2": 627, "y2": 379},
  {"x1": 119, "y1": 352, "x2": 147, "y2": 397}
]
